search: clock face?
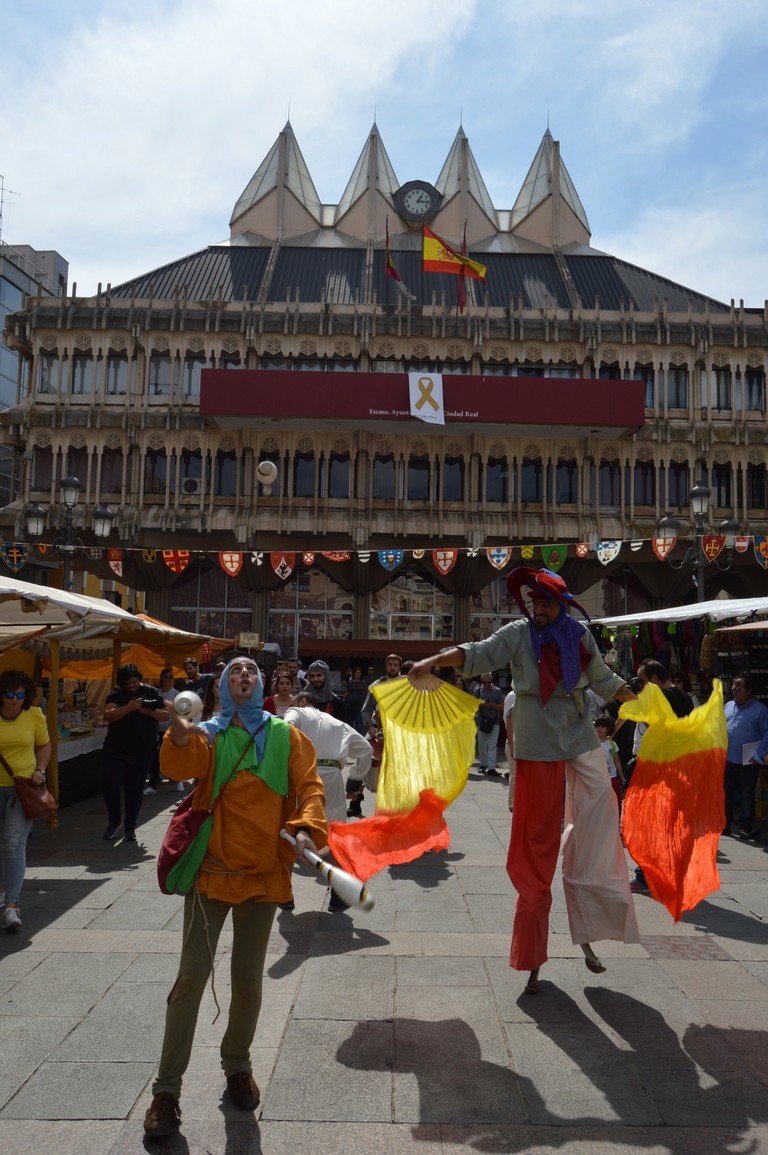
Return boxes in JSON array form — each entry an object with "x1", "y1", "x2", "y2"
[
  {"x1": 394, "y1": 181, "x2": 441, "y2": 222},
  {"x1": 403, "y1": 188, "x2": 433, "y2": 216}
]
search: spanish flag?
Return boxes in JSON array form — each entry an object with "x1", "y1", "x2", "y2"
[
  {"x1": 327, "y1": 675, "x2": 477, "y2": 881},
  {"x1": 422, "y1": 225, "x2": 487, "y2": 280},
  {"x1": 619, "y1": 680, "x2": 727, "y2": 921}
]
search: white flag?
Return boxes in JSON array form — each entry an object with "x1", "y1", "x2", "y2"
[{"x1": 409, "y1": 372, "x2": 445, "y2": 425}]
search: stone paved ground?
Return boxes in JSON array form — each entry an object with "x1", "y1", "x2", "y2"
[{"x1": 2, "y1": 758, "x2": 768, "y2": 1154}]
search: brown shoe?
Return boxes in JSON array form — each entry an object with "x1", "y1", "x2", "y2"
[
  {"x1": 226, "y1": 1070, "x2": 260, "y2": 1110},
  {"x1": 143, "y1": 1091, "x2": 181, "y2": 1136}
]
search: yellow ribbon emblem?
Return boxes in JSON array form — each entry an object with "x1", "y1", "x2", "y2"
[{"x1": 415, "y1": 376, "x2": 439, "y2": 412}]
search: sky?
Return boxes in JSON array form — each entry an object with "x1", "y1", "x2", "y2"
[{"x1": 2, "y1": 0, "x2": 768, "y2": 304}]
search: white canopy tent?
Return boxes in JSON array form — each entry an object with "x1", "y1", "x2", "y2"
[{"x1": 593, "y1": 595, "x2": 768, "y2": 628}]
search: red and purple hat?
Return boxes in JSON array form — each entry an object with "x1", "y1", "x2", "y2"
[{"x1": 506, "y1": 566, "x2": 590, "y2": 621}]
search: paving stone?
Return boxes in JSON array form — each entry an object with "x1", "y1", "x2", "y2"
[
  {"x1": 0, "y1": 952, "x2": 136, "y2": 1018},
  {"x1": 0, "y1": 1120, "x2": 122, "y2": 1155},
  {"x1": 293, "y1": 954, "x2": 394, "y2": 1019},
  {"x1": 0, "y1": 1017, "x2": 80, "y2": 1109},
  {"x1": 0, "y1": 1060, "x2": 156, "y2": 1119}
]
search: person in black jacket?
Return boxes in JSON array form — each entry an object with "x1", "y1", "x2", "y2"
[{"x1": 101, "y1": 664, "x2": 168, "y2": 842}]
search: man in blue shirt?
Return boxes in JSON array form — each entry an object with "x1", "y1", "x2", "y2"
[{"x1": 724, "y1": 675, "x2": 768, "y2": 840}]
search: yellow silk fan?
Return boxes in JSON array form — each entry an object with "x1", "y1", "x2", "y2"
[{"x1": 371, "y1": 675, "x2": 479, "y2": 813}]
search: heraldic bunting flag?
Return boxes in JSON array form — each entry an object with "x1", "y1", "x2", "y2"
[
  {"x1": 619, "y1": 680, "x2": 727, "y2": 921},
  {"x1": 327, "y1": 676, "x2": 478, "y2": 880}
]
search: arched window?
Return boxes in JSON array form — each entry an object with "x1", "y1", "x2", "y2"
[
  {"x1": 105, "y1": 353, "x2": 129, "y2": 395},
  {"x1": 633, "y1": 364, "x2": 654, "y2": 408},
  {"x1": 214, "y1": 450, "x2": 238, "y2": 497},
  {"x1": 327, "y1": 452, "x2": 350, "y2": 498},
  {"x1": 182, "y1": 353, "x2": 205, "y2": 398},
  {"x1": 38, "y1": 352, "x2": 58, "y2": 394},
  {"x1": 294, "y1": 451, "x2": 315, "y2": 498},
  {"x1": 443, "y1": 453, "x2": 463, "y2": 501},
  {"x1": 633, "y1": 460, "x2": 655, "y2": 505},
  {"x1": 407, "y1": 454, "x2": 430, "y2": 501},
  {"x1": 745, "y1": 369, "x2": 766, "y2": 412},
  {"x1": 144, "y1": 448, "x2": 168, "y2": 496},
  {"x1": 668, "y1": 462, "x2": 689, "y2": 507},
  {"x1": 100, "y1": 447, "x2": 122, "y2": 494},
  {"x1": 667, "y1": 367, "x2": 688, "y2": 408},
  {"x1": 712, "y1": 369, "x2": 731, "y2": 410},
  {"x1": 180, "y1": 448, "x2": 202, "y2": 487},
  {"x1": 149, "y1": 353, "x2": 171, "y2": 396},
  {"x1": 485, "y1": 454, "x2": 508, "y2": 503},
  {"x1": 32, "y1": 445, "x2": 53, "y2": 491},
  {"x1": 599, "y1": 460, "x2": 621, "y2": 508},
  {"x1": 372, "y1": 453, "x2": 395, "y2": 500},
  {"x1": 747, "y1": 462, "x2": 766, "y2": 507},
  {"x1": 71, "y1": 353, "x2": 93, "y2": 395},
  {"x1": 521, "y1": 454, "x2": 543, "y2": 502},
  {"x1": 555, "y1": 458, "x2": 578, "y2": 504},
  {"x1": 712, "y1": 461, "x2": 732, "y2": 507}
]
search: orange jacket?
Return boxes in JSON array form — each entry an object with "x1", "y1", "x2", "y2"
[{"x1": 161, "y1": 724, "x2": 327, "y2": 905}]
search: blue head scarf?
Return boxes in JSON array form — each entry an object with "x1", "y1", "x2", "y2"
[{"x1": 198, "y1": 658, "x2": 269, "y2": 760}]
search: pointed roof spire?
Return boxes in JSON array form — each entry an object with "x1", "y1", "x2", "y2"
[
  {"x1": 230, "y1": 121, "x2": 322, "y2": 227},
  {"x1": 511, "y1": 128, "x2": 590, "y2": 235},
  {"x1": 435, "y1": 126, "x2": 498, "y2": 226},
  {"x1": 335, "y1": 122, "x2": 399, "y2": 223}
]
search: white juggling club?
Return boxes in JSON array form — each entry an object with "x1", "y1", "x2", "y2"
[{"x1": 279, "y1": 828, "x2": 375, "y2": 912}]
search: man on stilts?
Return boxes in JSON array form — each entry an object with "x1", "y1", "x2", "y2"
[{"x1": 409, "y1": 566, "x2": 639, "y2": 993}]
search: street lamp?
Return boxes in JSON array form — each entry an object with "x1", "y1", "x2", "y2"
[
  {"x1": 658, "y1": 483, "x2": 739, "y2": 603},
  {"x1": 25, "y1": 475, "x2": 115, "y2": 590}
]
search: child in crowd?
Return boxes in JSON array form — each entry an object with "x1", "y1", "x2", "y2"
[{"x1": 595, "y1": 714, "x2": 625, "y2": 816}]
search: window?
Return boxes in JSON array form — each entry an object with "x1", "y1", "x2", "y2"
[
  {"x1": 443, "y1": 455, "x2": 463, "y2": 501},
  {"x1": 667, "y1": 367, "x2": 688, "y2": 408},
  {"x1": 149, "y1": 353, "x2": 171, "y2": 396},
  {"x1": 214, "y1": 450, "x2": 238, "y2": 498},
  {"x1": 633, "y1": 460, "x2": 655, "y2": 505},
  {"x1": 71, "y1": 353, "x2": 93, "y2": 395},
  {"x1": 521, "y1": 455, "x2": 542, "y2": 503},
  {"x1": 599, "y1": 365, "x2": 621, "y2": 380},
  {"x1": 747, "y1": 463, "x2": 766, "y2": 507},
  {"x1": 182, "y1": 354, "x2": 205, "y2": 398},
  {"x1": 372, "y1": 453, "x2": 396, "y2": 500},
  {"x1": 407, "y1": 454, "x2": 430, "y2": 501},
  {"x1": 144, "y1": 448, "x2": 168, "y2": 495},
  {"x1": 267, "y1": 570, "x2": 354, "y2": 654},
  {"x1": 468, "y1": 576, "x2": 522, "y2": 641},
  {"x1": 171, "y1": 563, "x2": 252, "y2": 639},
  {"x1": 100, "y1": 447, "x2": 122, "y2": 494},
  {"x1": 712, "y1": 461, "x2": 731, "y2": 507},
  {"x1": 667, "y1": 461, "x2": 688, "y2": 507},
  {"x1": 713, "y1": 369, "x2": 731, "y2": 410},
  {"x1": 327, "y1": 452, "x2": 350, "y2": 498},
  {"x1": 180, "y1": 448, "x2": 202, "y2": 486},
  {"x1": 745, "y1": 369, "x2": 766, "y2": 412},
  {"x1": 294, "y1": 451, "x2": 315, "y2": 498},
  {"x1": 633, "y1": 364, "x2": 654, "y2": 408},
  {"x1": 105, "y1": 353, "x2": 129, "y2": 395},
  {"x1": 599, "y1": 460, "x2": 621, "y2": 508},
  {"x1": 32, "y1": 446, "x2": 53, "y2": 491},
  {"x1": 555, "y1": 458, "x2": 578, "y2": 504},
  {"x1": 485, "y1": 455, "x2": 508, "y2": 503},
  {"x1": 38, "y1": 352, "x2": 57, "y2": 394},
  {"x1": 370, "y1": 571, "x2": 453, "y2": 641}
]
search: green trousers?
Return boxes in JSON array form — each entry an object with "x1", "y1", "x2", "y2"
[{"x1": 152, "y1": 891, "x2": 277, "y2": 1097}]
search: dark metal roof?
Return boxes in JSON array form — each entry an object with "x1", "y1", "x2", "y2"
[
  {"x1": 267, "y1": 247, "x2": 366, "y2": 304},
  {"x1": 564, "y1": 254, "x2": 729, "y2": 313},
  {"x1": 109, "y1": 242, "x2": 731, "y2": 314},
  {"x1": 110, "y1": 246, "x2": 270, "y2": 301}
]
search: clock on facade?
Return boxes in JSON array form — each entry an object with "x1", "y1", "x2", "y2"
[{"x1": 393, "y1": 180, "x2": 442, "y2": 222}]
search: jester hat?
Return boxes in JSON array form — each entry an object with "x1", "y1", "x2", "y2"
[{"x1": 506, "y1": 566, "x2": 590, "y2": 622}]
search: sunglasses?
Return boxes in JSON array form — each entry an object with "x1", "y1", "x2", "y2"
[{"x1": 4, "y1": 691, "x2": 26, "y2": 700}]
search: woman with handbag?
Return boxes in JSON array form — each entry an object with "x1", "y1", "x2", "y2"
[{"x1": 0, "y1": 669, "x2": 51, "y2": 930}]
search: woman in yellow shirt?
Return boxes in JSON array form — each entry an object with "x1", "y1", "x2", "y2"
[{"x1": 0, "y1": 670, "x2": 51, "y2": 930}]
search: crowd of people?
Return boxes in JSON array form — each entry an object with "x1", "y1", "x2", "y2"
[{"x1": 1, "y1": 569, "x2": 766, "y2": 1141}]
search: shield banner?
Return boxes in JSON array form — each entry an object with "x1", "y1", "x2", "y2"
[
  {"x1": 411, "y1": 549, "x2": 425, "y2": 559},
  {"x1": 596, "y1": 540, "x2": 622, "y2": 566},
  {"x1": 378, "y1": 549, "x2": 404, "y2": 572},
  {"x1": 520, "y1": 544, "x2": 534, "y2": 560},
  {"x1": 540, "y1": 544, "x2": 567, "y2": 572},
  {"x1": 630, "y1": 540, "x2": 644, "y2": 551},
  {"x1": 358, "y1": 551, "x2": 371, "y2": 563},
  {"x1": 163, "y1": 550, "x2": 190, "y2": 574},
  {"x1": 652, "y1": 535, "x2": 677, "y2": 561},
  {"x1": 735, "y1": 536, "x2": 749, "y2": 553},
  {"x1": 0, "y1": 544, "x2": 29, "y2": 573},
  {"x1": 219, "y1": 551, "x2": 243, "y2": 577},
  {"x1": 754, "y1": 538, "x2": 768, "y2": 569},
  {"x1": 487, "y1": 547, "x2": 511, "y2": 570},
  {"x1": 576, "y1": 543, "x2": 589, "y2": 558},
  {"x1": 143, "y1": 550, "x2": 157, "y2": 564},
  {"x1": 432, "y1": 549, "x2": 458, "y2": 575},
  {"x1": 702, "y1": 535, "x2": 725, "y2": 563},
  {"x1": 108, "y1": 548, "x2": 123, "y2": 577},
  {"x1": 84, "y1": 547, "x2": 103, "y2": 560},
  {"x1": 302, "y1": 552, "x2": 316, "y2": 566},
  {"x1": 271, "y1": 552, "x2": 296, "y2": 580},
  {"x1": 321, "y1": 551, "x2": 351, "y2": 562}
]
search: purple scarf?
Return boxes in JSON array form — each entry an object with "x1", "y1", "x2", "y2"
[{"x1": 529, "y1": 606, "x2": 587, "y2": 694}]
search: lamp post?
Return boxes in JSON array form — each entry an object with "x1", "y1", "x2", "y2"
[
  {"x1": 25, "y1": 475, "x2": 115, "y2": 590},
  {"x1": 659, "y1": 483, "x2": 739, "y2": 603}
]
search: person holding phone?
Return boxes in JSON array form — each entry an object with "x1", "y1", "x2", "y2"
[{"x1": 101, "y1": 664, "x2": 168, "y2": 842}]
